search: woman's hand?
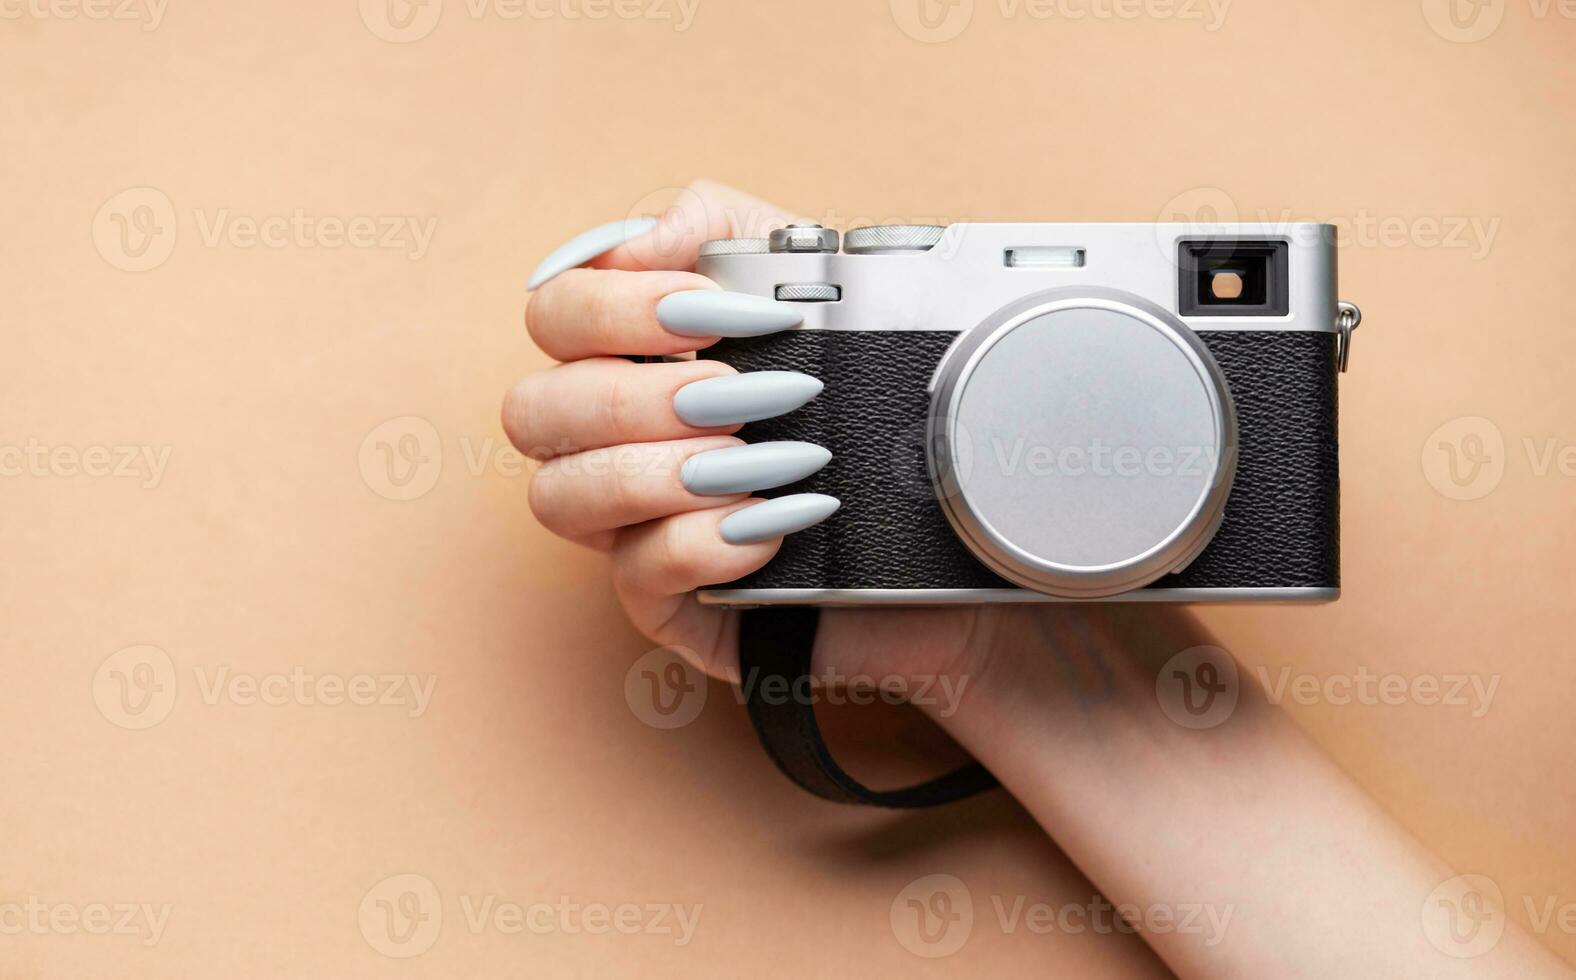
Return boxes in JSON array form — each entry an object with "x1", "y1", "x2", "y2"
[
  {"x1": 505, "y1": 181, "x2": 997, "y2": 692},
  {"x1": 508, "y1": 182, "x2": 1572, "y2": 977}
]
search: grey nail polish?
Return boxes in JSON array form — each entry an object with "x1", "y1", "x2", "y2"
[
  {"x1": 719, "y1": 494, "x2": 841, "y2": 545},
  {"x1": 526, "y1": 218, "x2": 657, "y2": 290},
  {"x1": 656, "y1": 290, "x2": 804, "y2": 338},
  {"x1": 681, "y1": 441, "x2": 831, "y2": 496},
  {"x1": 674, "y1": 371, "x2": 824, "y2": 427}
]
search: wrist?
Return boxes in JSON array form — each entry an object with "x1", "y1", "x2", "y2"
[{"x1": 920, "y1": 605, "x2": 1208, "y2": 759}]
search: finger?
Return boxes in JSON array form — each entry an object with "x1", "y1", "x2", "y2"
[
  {"x1": 611, "y1": 498, "x2": 781, "y2": 682},
  {"x1": 526, "y1": 181, "x2": 802, "y2": 289},
  {"x1": 597, "y1": 180, "x2": 806, "y2": 273},
  {"x1": 612, "y1": 586, "x2": 737, "y2": 683},
  {"x1": 503, "y1": 358, "x2": 741, "y2": 459},
  {"x1": 611, "y1": 500, "x2": 781, "y2": 599},
  {"x1": 529, "y1": 436, "x2": 745, "y2": 542},
  {"x1": 525, "y1": 268, "x2": 724, "y2": 361}
]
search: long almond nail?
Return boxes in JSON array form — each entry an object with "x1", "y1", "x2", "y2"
[
  {"x1": 656, "y1": 290, "x2": 803, "y2": 338},
  {"x1": 681, "y1": 441, "x2": 830, "y2": 496},
  {"x1": 674, "y1": 371, "x2": 823, "y2": 427},
  {"x1": 526, "y1": 218, "x2": 656, "y2": 290},
  {"x1": 719, "y1": 494, "x2": 840, "y2": 545}
]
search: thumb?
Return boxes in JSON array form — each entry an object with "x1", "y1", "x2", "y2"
[{"x1": 593, "y1": 179, "x2": 806, "y2": 273}]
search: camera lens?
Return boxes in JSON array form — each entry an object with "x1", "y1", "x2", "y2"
[{"x1": 928, "y1": 288, "x2": 1237, "y2": 599}]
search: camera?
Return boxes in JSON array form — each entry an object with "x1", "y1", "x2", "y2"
[{"x1": 695, "y1": 222, "x2": 1361, "y2": 606}]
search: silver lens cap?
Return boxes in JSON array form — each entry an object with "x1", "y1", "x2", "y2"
[{"x1": 928, "y1": 288, "x2": 1237, "y2": 599}]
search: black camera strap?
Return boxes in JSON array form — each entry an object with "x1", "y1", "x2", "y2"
[{"x1": 736, "y1": 606, "x2": 1000, "y2": 808}]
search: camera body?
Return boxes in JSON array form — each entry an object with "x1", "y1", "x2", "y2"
[{"x1": 696, "y1": 222, "x2": 1357, "y2": 607}]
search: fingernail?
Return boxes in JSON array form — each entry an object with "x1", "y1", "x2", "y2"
[
  {"x1": 674, "y1": 371, "x2": 824, "y2": 427},
  {"x1": 656, "y1": 290, "x2": 804, "y2": 338},
  {"x1": 719, "y1": 493, "x2": 841, "y2": 545},
  {"x1": 681, "y1": 441, "x2": 831, "y2": 496},
  {"x1": 526, "y1": 218, "x2": 657, "y2": 290}
]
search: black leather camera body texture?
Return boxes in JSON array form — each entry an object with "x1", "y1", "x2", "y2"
[{"x1": 708, "y1": 329, "x2": 1340, "y2": 593}]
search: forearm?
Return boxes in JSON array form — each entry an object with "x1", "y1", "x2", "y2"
[{"x1": 922, "y1": 606, "x2": 1567, "y2": 979}]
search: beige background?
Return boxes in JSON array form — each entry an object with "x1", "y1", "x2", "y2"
[{"x1": 2, "y1": 0, "x2": 1572, "y2": 976}]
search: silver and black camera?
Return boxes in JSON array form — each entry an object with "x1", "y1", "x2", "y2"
[{"x1": 696, "y1": 222, "x2": 1361, "y2": 607}]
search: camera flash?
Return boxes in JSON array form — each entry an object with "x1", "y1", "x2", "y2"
[{"x1": 1004, "y1": 247, "x2": 1086, "y2": 269}]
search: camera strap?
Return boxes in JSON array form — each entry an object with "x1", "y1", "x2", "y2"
[{"x1": 736, "y1": 606, "x2": 1000, "y2": 808}]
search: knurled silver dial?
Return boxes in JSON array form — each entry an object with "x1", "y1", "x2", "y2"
[
  {"x1": 844, "y1": 225, "x2": 946, "y2": 254},
  {"x1": 697, "y1": 238, "x2": 770, "y2": 257}
]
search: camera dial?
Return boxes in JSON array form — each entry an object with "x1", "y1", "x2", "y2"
[
  {"x1": 928, "y1": 288, "x2": 1238, "y2": 599},
  {"x1": 843, "y1": 225, "x2": 946, "y2": 254}
]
